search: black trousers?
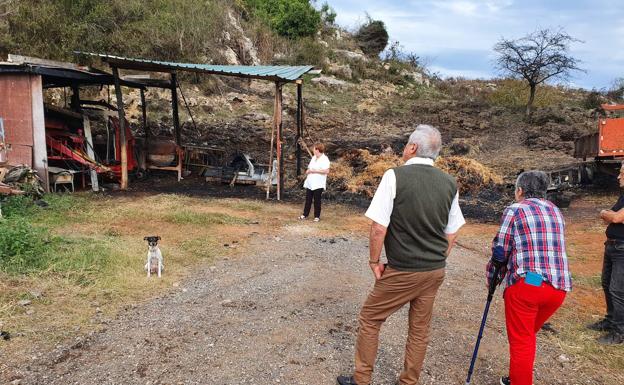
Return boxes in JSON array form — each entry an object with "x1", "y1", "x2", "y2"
[
  {"x1": 603, "y1": 242, "x2": 624, "y2": 334},
  {"x1": 303, "y1": 188, "x2": 323, "y2": 218}
]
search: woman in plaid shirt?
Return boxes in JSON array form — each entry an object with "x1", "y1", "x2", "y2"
[{"x1": 486, "y1": 171, "x2": 572, "y2": 385}]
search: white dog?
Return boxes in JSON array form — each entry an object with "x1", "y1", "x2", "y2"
[{"x1": 143, "y1": 236, "x2": 163, "y2": 278}]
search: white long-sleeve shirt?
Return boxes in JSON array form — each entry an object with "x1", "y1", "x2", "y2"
[{"x1": 303, "y1": 154, "x2": 331, "y2": 190}]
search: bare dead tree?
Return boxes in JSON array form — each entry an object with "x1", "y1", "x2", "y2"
[{"x1": 494, "y1": 28, "x2": 584, "y2": 116}]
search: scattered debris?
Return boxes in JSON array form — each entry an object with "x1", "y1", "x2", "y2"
[
  {"x1": 540, "y1": 322, "x2": 559, "y2": 335},
  {"x1": 0, "y1": 330, "x2": 10, "y2": 341},
  {"x1": 1, "y1": 165, "x2": 45, "y2": 198},
  {"x1": 17, "y1": 299, "x2": 32, "y2": 307},
  {"x1": 557, "y1": 354, "x2": 571, "y2": 364}
]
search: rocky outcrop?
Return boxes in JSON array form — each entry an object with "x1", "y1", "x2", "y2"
[
  {"x1": 221, "y1": 11, "x2": 260, "y2": 65},
  {"x1": 311, "y1": 76, "x2": 350, "y2": 88},
  {"x1": 333, "y1": 49, "x2": 368, "y2": 62}
]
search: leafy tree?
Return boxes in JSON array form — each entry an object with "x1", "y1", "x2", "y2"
[
  {"x1": 244, "y1": 0, "x2": 320, "y2": 38},
  {"x1": 494, "y1": 28, "x2": 584, "y2": 116},
  {"x1": 355, "y1": 17, "x2": 389, "y2": 57},
  {"x1": 320, "y1": 2, "x2": 336, "y2": 26}
]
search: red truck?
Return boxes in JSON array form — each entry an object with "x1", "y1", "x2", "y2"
[{"x1": 550, "y1": 104, "x2": 624, "y2": 188}]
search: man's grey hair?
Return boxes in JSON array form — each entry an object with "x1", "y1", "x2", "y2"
[
  {"x1": 408, "y1": 124, "x2": 442, "y2": 159},
  {"x1": 515, "y1": 171, "x2": 550, "y2": 199}
]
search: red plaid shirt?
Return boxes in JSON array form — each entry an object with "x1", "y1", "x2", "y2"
[{"x1": 487, "y1": 198, "x2": 572, "y2": 292}]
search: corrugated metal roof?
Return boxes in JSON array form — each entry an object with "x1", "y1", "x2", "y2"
[{"x1": 75, "y1": 52, "x2": 314, "y2": 82}]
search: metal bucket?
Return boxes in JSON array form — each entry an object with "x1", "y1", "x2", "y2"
[{"x1": 147, "y1": 139, "x2": 178, "y2": 166}]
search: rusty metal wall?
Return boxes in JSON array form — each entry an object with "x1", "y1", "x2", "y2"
[
  {"x1": 599, "y1": 117, "x2": 624, "y2": 156},
  {"x1": 574, "y1": 132, "x2": 599, "y2": 159},
  {"x1": 0, "y1": 73, "x2": 34, "y2": 166}
]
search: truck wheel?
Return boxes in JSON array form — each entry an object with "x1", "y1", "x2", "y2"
[{"x1": 580, "y1": 166, "x2": 593, "y2": 184}]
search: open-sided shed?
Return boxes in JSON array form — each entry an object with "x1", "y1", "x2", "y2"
[
  {"x1": 77, "y1": 52, "x2": 315, "y2": 199},
  {"x1": 0, "y1": 53, "x2": 314, "y2": 199}
]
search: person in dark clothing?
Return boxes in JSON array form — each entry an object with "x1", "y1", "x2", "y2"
[{"x1": 592, "y1": 164, "x2": 624, "y2": 345}]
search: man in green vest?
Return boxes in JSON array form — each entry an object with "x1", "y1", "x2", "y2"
[{"x1": 337, "y1": 125, "x2": 465, "y2": 385}]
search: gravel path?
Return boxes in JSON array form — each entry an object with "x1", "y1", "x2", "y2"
[{"x1": 15, "y1": 223, "x2": 622, "y2": 385}]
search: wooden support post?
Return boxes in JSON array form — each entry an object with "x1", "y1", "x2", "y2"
[
  {"x1": 82, "y1": 116, "x2": 99, "y2": 192},
  {"x1": 171, "y1": 72, "x2": 181, "y2": 145},
  {"x1": 276, "y1": 82, "x2": 283, "y2": 201},
  {"x1": 70, "y1": 84, "x2": 81, "y2": 112},
  {"x1": 266, "y1": 82, "x2": 278, "y2": 200},
  {"x1": 112, "y1": 67, "x2": 128, "y2": 190},
  {"x1": 296, "y1": 80, "x2": 303, "y2": 177},
  {"x1": 30, "y1": 75, "x2": 49, "y2": 192},
  {"x1": 140, "y1": 88, "x2": 147, "y2": 136}
]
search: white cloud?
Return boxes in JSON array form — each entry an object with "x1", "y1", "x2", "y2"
[
  {"x1": 329, "y1": 0, "x2": 621, "y2": 88},
  {"x1": 429, "y1": 65, "x2": 493, "y2": 79}
]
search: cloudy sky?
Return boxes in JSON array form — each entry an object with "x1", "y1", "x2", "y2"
[{"x1": 327, "y1": 0, "x2": 623, "y2": 89}]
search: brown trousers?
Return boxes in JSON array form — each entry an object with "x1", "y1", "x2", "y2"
[{"x1": 354, "y1": 267, "x2": 445, "y2": 385}]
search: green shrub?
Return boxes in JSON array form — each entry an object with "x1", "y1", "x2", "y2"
[
  {"x1": 0, "y1": 195, "x2": 38, "y2": 218},
  {"x1": 1, "y1": 0, "x2": 228, "y2": 62},
  {"x1": 289, "y1": 37, "x2": 327, "y2": 66},
  {"x1": 0, "y1": 218, "x2": 55, "y2": 274},
  {"x1": 244, "y1": 0, "x2": 320, "y2": 38},
  {"x1": 582, "y1": 90, "x2": 604, "y2": 110},
  {"x1": 355, "y1": 18, "x2": 389, "y2": 57}
]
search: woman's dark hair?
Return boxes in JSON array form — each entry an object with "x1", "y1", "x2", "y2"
[{"x1": 515, "y1": 170, "x2": 549, "y2": 199}]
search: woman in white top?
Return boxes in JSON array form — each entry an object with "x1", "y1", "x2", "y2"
[{"x1": 299, "y1": 142, "x2": 331, "y2": 222}]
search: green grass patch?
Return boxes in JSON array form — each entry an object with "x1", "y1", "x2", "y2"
[
  {"x1": 0, "y1": 217, "x2": 59, "y2": 274},
  {"x1": 1, "y1": 193, "x2": 91, "y2": 227},
  {"x1": 573, "y1": 274, "x2": 603, "y2": 289},
  {"x1": 227, "y1": 199, "x2": 265, "y2": 212},
  {"x1": 164, "y1": 210, "x2": 248, "y2": 225},
  {"x1": 180, "y1": 238, "x2": 217, "y2": 260}
]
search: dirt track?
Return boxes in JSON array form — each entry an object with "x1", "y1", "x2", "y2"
[{"x1": 12, "y1": 221, "x2": 623, "y2": 385}]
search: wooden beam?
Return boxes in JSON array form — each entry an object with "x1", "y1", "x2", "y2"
[
  {"x1": 266, "y1": 84, "x2": 277, "y2": 200},
  {"x1": 30, "y1": 75, "x2": 49, "y2": 192},
  {"x1": 171, "y1": 72, "x2": 181, "y2": 145},
  {"x1": 70, "y1": 84, "x2": 81, "y2": 112},
  {"x1": 296, "y1": 82, "x2": 302, "y2": 176},
  {"x1": 140, "y1": 88, "x2": 147, "y2": 137},
  {"x1": 112, "y1": 67, "x2": 128, "y2": 189},
  {"x1": 82, "y1": 116, "x2": 99, "y2": 192},
  {"x1": 276, "y1": 82, "x2": 283, "y2": 200},
  {"x1": 8, "y1": 54, "x2": 86, "y2": 71}
]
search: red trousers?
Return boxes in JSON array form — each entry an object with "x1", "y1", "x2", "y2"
[{"x1": 504, "y1": 279, "x2": 566, "y2": 385}]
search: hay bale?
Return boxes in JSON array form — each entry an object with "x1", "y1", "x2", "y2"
[
  {"x1": 327, "y1": 159, "x2": 353, "y2": 190},
  {"x1": 435, "y1": 156, "x2": 503, "y2": 194},
  {"x1": 329, "y1": 149, "x2": 401, "y2": 197}
]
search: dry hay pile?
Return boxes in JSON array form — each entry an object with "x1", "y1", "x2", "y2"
[
  {"x1": 327, "y1": 151, "x2": 502, "y2": 198},
  {"x1": 435, "y1": 156, "x2": 503, "y2": 194},
  {"x1": 328, "y1": 149, "x2": 402, "y2": 197}
]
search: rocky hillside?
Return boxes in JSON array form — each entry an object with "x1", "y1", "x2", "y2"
[{"x1": 9, "y1": 1, "x2": 620, "y2": 186}]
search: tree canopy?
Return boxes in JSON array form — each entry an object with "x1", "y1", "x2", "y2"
[
  {"x1": 494, "y1": 28, "x2": 584, "y2": 115},
  {"x1": 243, "y1": 0, "x2": 321, "y2": 39},
  {"x1": 355, "y1": 18, "x2": 389, "y2": 57}
]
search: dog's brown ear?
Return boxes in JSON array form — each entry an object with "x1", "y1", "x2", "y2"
[
  {"x1": 157, "y1": 236, "x2": 161, "y2": 240},
  {"x1": 143, "y1": 236, "x2": 148, "y2": 241}
]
